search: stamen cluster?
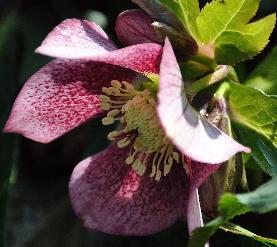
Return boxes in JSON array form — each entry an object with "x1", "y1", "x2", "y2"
[{"x1": 100, "y1": 80, "x2": 187, "y2": 180}]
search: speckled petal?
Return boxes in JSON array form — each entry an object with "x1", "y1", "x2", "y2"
[
  {"x1": 35, "y1": 19, "x2": 117, "y2": 58},
  {"x1": 3, "y1": 60, "x2": 134, "y2": 143},
  {"x1": 35, "y1": 18, "x2": 163, "y2": 74},
  {"x1": 115, "y1": 9, "x2": 161, "y2": 46},
  {"x1": 157, "y1": 38, "x2": 250, "y2": 164},
  {"x1": 69, "y1": 144, "x2": 187, "y2": 236},
  {"x1": 95, "y1": 43, "x2": 163, "y2": 74}
]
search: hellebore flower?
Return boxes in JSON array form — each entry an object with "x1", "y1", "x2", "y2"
[
  {"x1": 4, "y1": 14, "x2": 163, "y2": 143},
  {"x1": 4, "y1": 13, "x2": 250, "y2": 237}
]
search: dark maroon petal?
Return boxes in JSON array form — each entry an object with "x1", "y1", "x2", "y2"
[
  {"x1": 115, "y1": 9, "x2": 161, "y2": 46},
  {"x1": 189, "y1": 160, "x2": 221, "y2": 190},
  {"x1": 3, "y1": 60, "x2": 134, "y2": 143},
  {"x1": 35, "y1": 19, "x2": 117, "y2": 58},
  {"x1": 69, "y1": 145, "x2": 187, "y2": 236},
  {"x1": 157, "y1": 38, "x2": 250, "y2": 164}
]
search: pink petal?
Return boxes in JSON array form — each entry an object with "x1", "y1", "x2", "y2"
[
  {"x1": 35, "y1": 19, "x2": 117, "y2": 58},
  {"x1": 187, "y1": 189, "x2": 204, "y2": 235},
  {"x1": 35, "y1": 18, "x2": 163, "y2": 74},
  {"x1": 3, "y1": 60, "x2": 134, "y2": 143},
  {"x1": 96, "y1": 43, "x2": 162, "y2": 74},
  {"x1": 115, "y1": 9, "x2": 161, "y2": 46},
  {"x1": 187, "y1": 189, "x2": 210, "y2": 247},
  {"x1": 186, "y1": 160, "x2": 220, "y2": 236},
  {"x1": 157, "y1": 38, "x2": 250, "y2": 164},
  {"x1": 69, "y1": 144, "x2": 187, "y2": 236}
]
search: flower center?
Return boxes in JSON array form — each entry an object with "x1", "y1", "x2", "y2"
[{"x1": 100, "y1": 80, "x2": 186, "y2": 180}]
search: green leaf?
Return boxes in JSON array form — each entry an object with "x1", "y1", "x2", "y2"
[
  {"x1": 188, "y1": 177, "x2": 277, "y2": 247},
  {"x1": 233, "y1": 123, "x2": 277, "y2": 177},
  {"x1": 236, "y1": 177, "x2": 277, "y2": 213},
  {"x1": 245, "y1": 46, "x2": 277, "y2": 95},
  {"x1": 257, "y1": 140, "x2": 277, "y2": 172},
  {"x1": 220, "y1": 222, "x2": 277, "y2": 247},
  {"x1": 219, "y1": 193, "x2": 250, "y2": 219},
  {"x1": 228, "y1": 82, "x2": 277, "y2": 176},
  {"x1": 196, "y1": 0, "x2": 276, "y2": 64},
  {"x1": 228, "y1": 82, "x2": 277, "y2": 147},
  {"x1": 158, "y1": 0, "x2": 200, "y2": 39},
  {"x1": 197, "y1": 0, "x2": 260, "y2": 43}
]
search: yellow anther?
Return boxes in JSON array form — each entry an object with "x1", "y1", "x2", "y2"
[
  {"x1": 132, "y1": 159, "x2": 146, "y2": 176},
  {"x1": 122, "y1": 81, "x2": 135, "y2": 91},
  {"x1": 107, "y1": 109, "x2": 120, "y2": 117},
  {"x1": 111, "y1": 80, "x2": 122, "y2": 88},
  {"x1": 117, "y1": 137, "x2": 131, "y2": 148},
  {"x1": 125, "y1": 155, "x2": 134, "y2": 165},
  {"x1": 173, "y1": 152, "x2": 180, "y2": 163},
  {"x1": 181, "y1": 155, "x2": 190, "y2": 174},
  {"x1": 102, "y1": 87, "x2": 110, "y2": 94},
  {"x1": 99, "y1": 95, "x2": 111, "y2": 102},
  {"x1": 109, "y1": 87, "x2": 121, "y2": 95},
  {"x1": 100, "y1": 102, "x2": 111, "y2": 111},
  {"x1": 150, "y1": 163, "x2": 156, "y2": 178},
  {"x1": 133, "y1": 139, "x2": 143, "y2": 151},
  {"x1": 164, "y1": 157, "x2": 173, "y2": 176},
  {"x1": 102, "y1": 87, "x2": 120, "y2": 95},
  {"x1": 107, "y1": 130, "x2": 121, "y2": 140},
  {"x1": 142, "y1": 90, "x2": 151, "y2": 98},
  {"x1": 102, "y1": 117, "x2": 115, "y2": 125},
  {"x1": 155, "y1": 170, "x2": 161, "y2": 181}
]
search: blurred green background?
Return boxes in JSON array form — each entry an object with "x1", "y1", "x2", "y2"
[{"x1": 0, "y1": 0, "x2": 276, "y2": 246}]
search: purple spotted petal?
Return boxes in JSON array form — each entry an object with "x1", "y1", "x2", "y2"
[
  {"x1": 36, "y1": 18, "x2": 163, "y2": 74},
  {"x1": 69, "y1": 144, "x2": 187, "y2": 236},
  {"x1": 115, "y1": 9, "x2": 161, "y2": 46},
  {"x1": 157, "y1": 38, "x2": 250, "y2": 164},
  {"x1": 95, "y1": 43, "x2": 162, "y2": 74},
  {"x1": 35, "y1": 19, "x2": 117, "y2": 58},
  {"x1": 3, "y1": 60, "x2": 134, "y2": 143}
]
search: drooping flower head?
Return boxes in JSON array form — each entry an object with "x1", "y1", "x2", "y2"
[{"x1": 3, "y1": 9, "x2": 250, "y2": 237}]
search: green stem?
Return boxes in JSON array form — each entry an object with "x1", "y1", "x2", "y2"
[
  {"x1": 0, "y1": 136, "x2": 18, "y2": 247},
  {"x1": 185, "y1": 65, "x2": 231, "y2": 95}
]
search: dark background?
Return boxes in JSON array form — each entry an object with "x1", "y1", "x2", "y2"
[{"x1": 0, "y1": 1, "x2": 276, "y2": 246}]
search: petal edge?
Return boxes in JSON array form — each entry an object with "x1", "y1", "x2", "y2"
[{"x1": 157, "y1": 39, "x2": 250, "y2": 164}]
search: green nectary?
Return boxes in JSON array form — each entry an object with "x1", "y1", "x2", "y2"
[{"x1": 123, "y1": 94, "x2": 166, "y2": 152}]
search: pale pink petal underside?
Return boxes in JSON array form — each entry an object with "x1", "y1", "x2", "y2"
[
  {"x1": 187, "y1": 189, "x2": 204, "y2": 234},
  {"x1": 186, "y1": 160, "x2": 220, "y2": 241},
  {"x1": 35, "y1": 19, "x2": 117, "y2": 58},
  {"x1": 3, "y1": 60, "x2": 134, "y2": 143},
  {"x1": 116, "y1": 9, "x2": 161, "y2": 46},
  {"x1": 187, "y1": 189, "x2": 209, "y2": 247},
  {"x1": 157, "y1": 38, "x2": 250, "y2": 164},
  {"x1": 69, "y1": 145, "x2": 185, "y2": 236}
]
